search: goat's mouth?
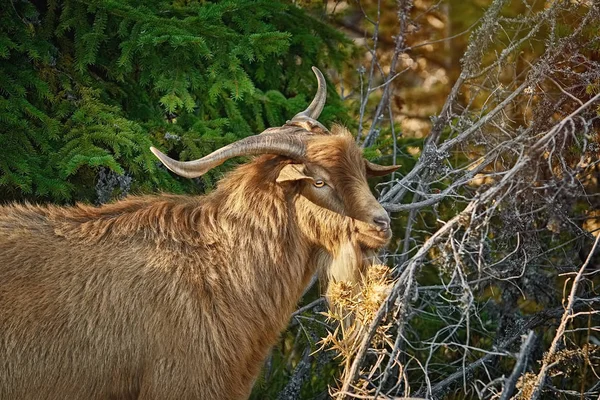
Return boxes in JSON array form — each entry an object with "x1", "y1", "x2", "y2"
[
  {"x1": 378, "y1": 226, "x2": 393, "y2": 240},
  {"x1": 371, "y1": 224, "x2": 393, "y2": 241},
  {"x1": 352, "y1": 220, "x2": 392, "y2": 249}
]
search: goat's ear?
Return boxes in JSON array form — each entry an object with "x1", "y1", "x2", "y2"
[
  {"x1": 365, "y1": 159, "x2": 401, "y2": 177},
  {"x1": 276, "y1": 164, "x2": 313, "y2": 183}
]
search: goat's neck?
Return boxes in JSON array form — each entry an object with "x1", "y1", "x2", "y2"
[{"x1": 207, "y1": 177, "x2": 314, "y2": 321}]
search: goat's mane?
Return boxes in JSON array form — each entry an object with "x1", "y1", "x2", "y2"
[
  {"x1": 34, "y1": 159, "x2": 287, "y2": 245},
  {"x1": 31, "y1": 195, "x2": 208, "y2": 245}
]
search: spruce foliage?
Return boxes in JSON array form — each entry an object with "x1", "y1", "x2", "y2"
[{"x1": 1, "y1": 0, "x2": 352, "y2": 203}]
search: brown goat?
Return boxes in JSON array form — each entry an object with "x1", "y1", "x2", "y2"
[{"x1": 0, "y1": 68, "x2": 398, "y2": 400}]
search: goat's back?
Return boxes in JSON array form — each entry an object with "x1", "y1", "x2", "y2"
[{"x1": 0, "y1": 203, "x2": 237, "y2": 399}]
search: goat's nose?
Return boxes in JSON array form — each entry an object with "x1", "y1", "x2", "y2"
[{"x1": 373, "y1": 214, "x2": 391, "y2": 231}]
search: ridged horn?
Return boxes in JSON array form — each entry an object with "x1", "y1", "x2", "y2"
[
  {"x1": 151, "y1": 133, "x2": 306, "y2": 178},
  {"x1": 290, "y1": 66, "x2": 327, "y2": 121}
]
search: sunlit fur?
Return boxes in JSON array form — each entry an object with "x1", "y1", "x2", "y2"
[{"x1": 0, "y1": 127, "x2": 390, "y2": 400}]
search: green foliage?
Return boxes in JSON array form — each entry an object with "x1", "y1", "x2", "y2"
[{"x1": 0, "y1": 0, "x2": 353, "y2": 203}]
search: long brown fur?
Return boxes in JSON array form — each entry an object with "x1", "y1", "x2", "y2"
[{"x1": 0, "y1": 127, "x2": 390, "y2": 399}]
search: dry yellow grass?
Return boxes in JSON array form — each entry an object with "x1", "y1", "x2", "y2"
[{"x1": 320, "y1": 264, "x2": 396, "y2": 397}]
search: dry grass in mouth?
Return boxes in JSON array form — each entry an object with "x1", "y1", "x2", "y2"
[{"x1": 319, "y1": 263, "x2": 396, "y2": 397}]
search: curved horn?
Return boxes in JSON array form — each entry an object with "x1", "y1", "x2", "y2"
[
  {"x1": 151, "y1": 133, "x2": 306, "y2": 179},
  {"x1": 290, "y1": 66, "x2": 327, "y2": 121},
  {"x1": 365, "y1": 159, "x2": 401, "y2": 177}
]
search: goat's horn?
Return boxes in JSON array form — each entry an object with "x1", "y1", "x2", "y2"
[
  {"x1": 290, "y1": 67, "x2": 326, "y2": 121},
  {"x1": 151, "y1": 134, "x2": 306, "y2": 179}
]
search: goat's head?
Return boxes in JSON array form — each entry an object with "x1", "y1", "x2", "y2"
[
  {"x1": 275, "y1": 129, "x2": 397, "y2": 242},
  {"x1": 151, "y1": 68, "x2": 399, "y2": 249}
]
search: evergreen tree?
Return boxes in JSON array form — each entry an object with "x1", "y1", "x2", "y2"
[{"x1": 0, "y1": 0, "x2": 353, "y2": 203}]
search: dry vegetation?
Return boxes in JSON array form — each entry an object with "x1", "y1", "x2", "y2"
[{"x1": 280, "y1": 0, "x2": 600, "y2": 399}]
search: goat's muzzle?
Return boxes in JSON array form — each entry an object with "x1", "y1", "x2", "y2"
[
  {"x1": 372, "y1": 213, "x2": 391, "y2": 232},
  {"x1": 353, "y1": 219, "x2": 392, "y2": 249}
]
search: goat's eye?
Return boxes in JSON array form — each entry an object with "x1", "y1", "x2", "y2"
[{"x1": 313, "y1": 180, "x2": 325, "y2": 188}]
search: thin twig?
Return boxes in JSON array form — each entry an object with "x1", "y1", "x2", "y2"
[{"x1": 499, "y1": 331, "x2": 537, "y2": 400}]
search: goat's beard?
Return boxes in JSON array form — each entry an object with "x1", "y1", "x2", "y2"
[
  {"x1": 327, "y1": 242, "x2": 380, "y2": 283},
  {"x1": 329, "y1": 241, "x2": 362, "y2": 283},
  {"x1": 319, "y1": 241, "x2": 381, "y2": 330},
  {"x1": 315, "y1": 241, "x2": 380, "y2": 293}
]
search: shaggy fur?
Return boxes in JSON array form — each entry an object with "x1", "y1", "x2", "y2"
[{"x1": 0, "y1": 128, "x2": 390, "y2": 400}]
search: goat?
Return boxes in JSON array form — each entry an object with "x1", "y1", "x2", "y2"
[{"x1": 0, "y1": 67, "x2": 398, "y2": 400}]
